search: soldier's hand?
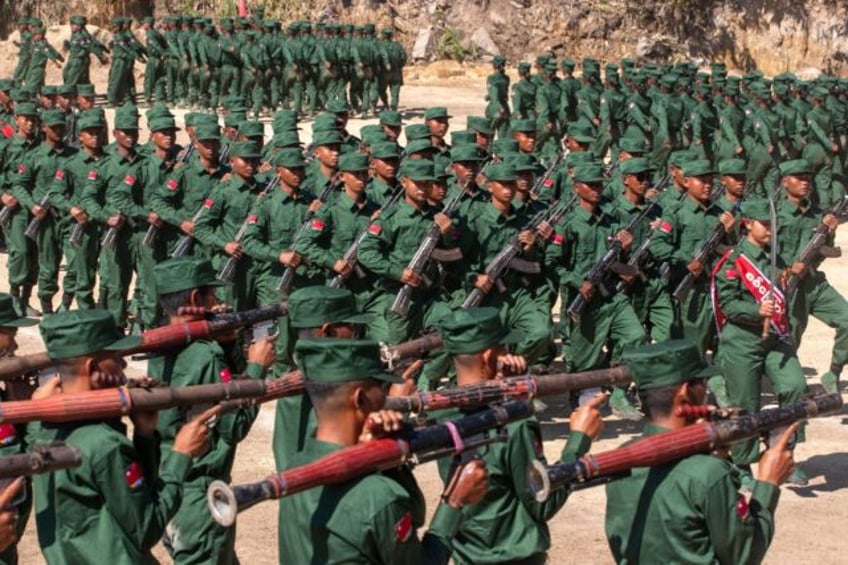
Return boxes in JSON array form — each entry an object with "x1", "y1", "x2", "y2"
[
  {"x1": 735, "y1": 146, "x2": 744, "y2": 156},
  {"x1": 579, "y1": 281, "x2": 595, "y2": 301},
  {"x1": 719, "y1": 211, "x2": 735, "y2": 232},
  {"x1": 31, "y1": 374, "x2": 62, "y2": 400},
  {"x1": 518, "y1": 229, "x2": 536, "y2": 250},
  {"x1": 308, "y1": 199, "x2": 324, "y2": 214},
  {"x1": 0, "y1": 194, "x2": 17, "y2": 208},
  {"x1": 147, "y1": 211, "x2": 162, "y2": 227},
  {"x1": 537, "y1": 221, "x2": 553, "y2": 241},
  {"x1": 687, "y1": 259, "x2": 703, "y2": 276},
  {"x1": 173, "y1": 405, "x2": 222, "y2": 457},
  {"x1": 130, "y1": 410, "x2": 159, "y2": 438},
  {"x1": 180, "y1": 220, "x2": 194, "y2": 235},
  {"x1": 70, "y1": 206, "x2": 88, "y2": 224},
  {"x1": 0, "y1": 478, "x2": 23, "y2": 550},
  {"x1": 495, "y1": 353, "x2": 527, "y2": 377},
  {"x1": 474, "y1": 274, "x2": 494, "y2": 293},
  {"x1": 401, "y1": 269, "x2": 422, "y2": 287},
  {"x1": 823, "y1": 213, "x2": 839, "y2": 231},
  {"x1": 759, "y1": 298, "x2": 775, "y2": 318},
  {"x1": 434, "y1": 213, "x2": 453, "y2": 235},
  {"x1": 106, "y1": 213, "x2": 124, "y2": 228},
  {"x1": 615, "y1": 229, "x2": 633, "y2": 252},
  {"x1": 279, "y1": 250, "x2": 301, "y2": 267},
  {"x1": 832, "y1": 143, "x2": 840, "y2": 154},
  {"x1": 757, "y1": 422, "x2": 798, "y2": 486},
  {"x1": 569, "y1": 392, "x2": 606, "y2": 440},
  {"x1": 31, "y1": 204, "x2": 47, "y2": 219},
  {"x1": 247, "y1": 335, "x2": 276, "y2": 369},
  {"x1": 358, "y1": 410, "x2": 404, "y2": 443},
  {"x1": 790, "y1": 261, "x2": 807, "y2": 277},
  {"x1": 333, "y1": 260, "x2": 353, "y2": 277},
  {"x1": 645, "y1": 188, "x2": 659, "y2": 200},
  {"x1": 224, "y1": 242, "x2": 243, "y2": 258},
  {"x1": 443, "y1": 459, "x2": 488, "y2": 508}
]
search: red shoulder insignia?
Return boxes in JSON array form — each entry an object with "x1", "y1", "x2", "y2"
[
  {"x1": 544, "y1": 178, "x2": 553, "y2": 187},
  {"x1": 203, "y1": 198, "x2": 214, "y2": 208},
  {"x1": 552, "y1": 234, "x2": 564, "y2": 245},
  {"x1": 17, "y1": 164, "x2": 26, "y2": 174},
  {"x1": 166, "y1": 178, "x2": 178, "y2": 191},
  {"x1": 0, "y1": 423, "x2": 17, "y2": 446},
  {"x1": 87, "y1": 170, "x2": 98, "y2": 181},
  {"x1": 395, "y1": 511, "x2": 413, "y2": 543},
  {"x1": 54, "y1": 169, "x2": 65, "y2": 180},
  {"x1": 247, "y1": 214, "x2": 258, "y2": 225},
  {"x1": 368, "y1": 224, "x2": 382, "y2": 235},
  {"x1": 725, "y1": 269, "x2": 738, "y2": 280},
  {"x1": 124, "y1": 461, "x2": 144, "y2": 489},
  {"x1": 310, "y1": 219, "x2": 325, "y2": 231},
  {"x1": 659, "y1": 220, "x2": 673, "y2": 234},
  {"x1": 735, "y1": 494, "x2": 749, "y2": 522},
  {"x1": 219, "y1": 367, "x2": 232, "y2": 383},
  {"x1": 123, "y1": 175, "x2": 136, "y2": 186}
]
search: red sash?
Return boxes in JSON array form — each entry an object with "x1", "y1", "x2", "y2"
[{"x1": 711, "y1": 250, "x2": 789, "y2": 336}]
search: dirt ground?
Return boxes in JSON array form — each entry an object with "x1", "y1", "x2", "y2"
[{"x1": 4, "y1": 71, "x2": 848, "y2": 564}]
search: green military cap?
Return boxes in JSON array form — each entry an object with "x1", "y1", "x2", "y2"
[
  {"x1": 360, "y1": 125, "x2": 388, "y2": 145},
  {"x1": 466, "y1": 116, "x2": 493, "y2": 135},
  {"x1": 237, "y1": 120, "x2": 265, "y2": 138},
  {"x1": 424, "y1": 106, "x2": 451, "y2": 120},
  {"x1": 543, "y1": 62, "x2": 558, "y2": 73},
  {"x1": 566, "y1": 124, "x2": 596, "y2": 143},
  {"x1": 272, "y1": 109, "x2": 300, "y2": 130},
  {"x1": 110, "y1": 17, "x2": 122, "y2": 27},
  {"x1": 779, "y1": 158, "x2": 812, "y2": 176},
  {"x1": 12, "y1": 88, "x2": 35, "y2": 103},
  {"x1": 668, "y1": 149, "x2": 697, "y2": 168},
  {"x1": 561, "y1": 58, "x2": 576, "y2": 69},
  {"x1": 433, "y1": 160, "x2": 451, "y2": 178},
  {"x1": 41, "y1": 109, "x2": 67, "y2": 127},
  {"x1": 339, "y1": 152, "x2": 370, "y2": 172},
  {"x1": 405, "y1": 138, "x2": 436, "y2": 155},
  {"x1": 41, "y1": 310, "x2": 141, "y2": 360},
  {"x1": 363, "y1": 23, "x2": 376, "y2": 33},
  {"x1": 41, "y1": 85, "x2": 58, "y2": 96},
  {"x1": 491, "y1": 139, "x2": 519, "y2": 155},
  {"x1": 565, "y1": 151, "x2": 595, "y2": 167},
  {"x1": 620, "y1": 157, "x2": 655, "y2": 176},
  {"x1": 69, "y1": 15, "x2": 86, "y2": 25},
  {"x1": 534, "y1": 55, "x2": 550, "y2": 65},
  {"x1": 450, "y1": 130, "x2": 476, "y2": 146},
  {"x1": 510, "y1": 118, "x2": 536, "y2": 133},
  {"x1": 311, "y1": 129, "x2": 344, "y2": 146},
  {"x1": 507, "y1": 152, "x2": 539, "y2": 172},
  {"x1": 381, "y1": 28, "x2": 394, "y2": 36},
  {"x1": 145, "y1": 104, "x2": 173, "y2": 121},
  {"x1": 623, "y1": 339, "x2": 716, "y2": 391},
  {"x1": 312, "y1": 113, "x2": 340, "y2": 133},
  {"x1": 0, "y1": 293, "x2": 37, "y2": 327},
  {"x1": 296, "y1": 338, "x2": 401, "y2": 384},
  {"x1": 618, "y1": 134, "x2": 650, "y2": 154},
  {"x1": 272, "y1": 148, "x2": 306, "y2": 168},
  {"x1": 76, "y1": 83, "x2": 95, "y2": 97},
  {"x1": 811, "y1": 86, "x2": 829, "y2": 99},
  {"x1": 439, "y1": 307, "x2": 520, "y2": 355},
  {"x1": 451, "y1": 144, "x2": 486, "y2": 163},
  {"x1": 718, "y1": 158, "x2": 747, "y2": 176},
  {"x1": 404, "y1": 123, "x2": 431, "y2": 141},
  {"x1": 572, "y1": 164, "x2": 605, "y2": 183},
  {"x1": 0, "y1": 79, "x2": 14, "y2": 91},
  {"x1": 149, "y1": 116, "x2": 178, "y2": 132},
  {"x1": 620, "y1": 57, "x2": 635, "y2": 68},
  {"x1": 142, "y1": 16, "x2": 154, "y2": 24},
  {"x1": 228, "y1": 141, "x2": 262, "y2": 159},
  {"x1": 154, "y1": 257, "x2": 227, "y2": 296},
  {"x1": 114, "y1": 103, "x2": 140, "y2": 129},
  {"x1": 78, "y1": 109, "x2": 106, "y2": 130},
  {"x1": 681, "y1": 160, "x2": 714, "y2": 177},
  {"x1": 325, "y1": 98, "x2": 350, "y2": 114},
  {"x1": 492, "y1": 55, "x2": 506, "y2": 67},
  {"x1": 517, "y1": 62, "x2": 531, "y2": 72},
  {"x1": 739, "y1": 198, "x2": 772, "y2": 222},
  {"x1": 289, "y1": 286, "x2": 371, "y2": 328},
  {"x1": 14, "y1": 102, "x2": 39, "y2": 116},
  {"x1": 379, "y1": 110, "x2": 402, "y2": 127},
  {"x1": 343, "y1": 24, "x2": 354, "y2": 32},
  {"x1": 56, "y1": 83, "x2": 76, "y2": 96},
  {"x1": 224, "y1": 113, "x2": 246, "y2": 128},
  {"x1": 486, "y1": 163, "x2": 518, "y2": 182},
  {"x1": 194, "y1": 123, "x2": 220, "y2": 141},
  {"x1": 660, "y1": 74, "x2": 678, "y2": 87},
  {"x1": 399, "y1": 159, "x2": 437, "y2": 181},
  {"x1": 370, "y1": 141, "x2": 401, "y2": 160},
  {"x1": 270, "y1": 131, "x2": 302, "y2": 148}
]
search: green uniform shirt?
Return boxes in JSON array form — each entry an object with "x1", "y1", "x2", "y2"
[
  {"x1": 193, "y1": 175, "x2": 265, "y2": 255},
  {"x1": 149, "y1": 158, "x2": 228, "y2": 231},
  {"x1": 714, "y1": 238, "x2": 785, "y2": 327},
  {"x1": 605, "y1": 423, "x2": 780, "y2": 564}
]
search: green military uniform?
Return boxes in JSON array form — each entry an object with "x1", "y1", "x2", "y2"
[
  {"x1": 485, "y1": 56, "x2": 511, "y2": 139},
  {"x1": 378, "y1": 28, "x2": 406, "y2": 111},
  {"x1": 142, "y1": 18, "x2": 167, "y2": 105},
  {"x1": 713, "y1": 199, "x2": 807, "y2": 466},
  {"x1": 63, "y1": 16, "x2": 108, "y2": 86},
  {"x1": 511, "y1": 63, "x2": 537, "y2": 121},
  {"x1": 605, "y1": 340, "x2": 779, "y2": 565},
  {"x1": 279, "y1": 338, "x2": 464, "y2": 564},
  {"x1": 435, "y1": 309, "x2": 592, "y2": 565},
  {"x1": 12, "y1": 24, "x2": 32, "y2": 86},
  {"x1": 31, "y1": 310, "x2": 191, "y2": 564},
  {"x1": 149, "y1": 258, "x2": 266, "y2": 564},
  {"x1": 24, "y1": 30, "x2": 64, "y2": 93}
]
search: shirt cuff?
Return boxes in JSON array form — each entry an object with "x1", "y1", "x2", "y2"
[
  {"x1": 428, "y1": 502, "x2": 463, "y2": 539},
  {"x1": 751, "y1": 480, "x2": 780, "y2": 512},
  {"x1": 245, "y1": 362, "x2": 265, "y2": 380},
  {"x1": 161, "y1": 450, "x2": 193, "y2": 482},
  {"x1": 560, "y1": 431, "x2": 591, "y2": 463}
]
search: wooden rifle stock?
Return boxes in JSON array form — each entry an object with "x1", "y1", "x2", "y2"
[
  {"x1": 206, "y1": 400, "x2": 535, "y2": 526},
  {"x1": 379, "y1": 333, "x2": 445, "y2": 370},
  {"x1": 528, "y1": 393, "x2": 843, "y2": 502}
]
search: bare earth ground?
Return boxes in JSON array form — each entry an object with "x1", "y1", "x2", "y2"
[{"x1": 3, "y1": 69, "x2": 847, "y2": 564}]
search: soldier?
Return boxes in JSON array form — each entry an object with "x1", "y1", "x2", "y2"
[
  {"x1": 435, "y1": 307, "x2": 604, "y2": 565},
  {"x1": 713, "y1": 198, "x2": 808, "y2": 486},
  {"x1": 378, "y1": 28, "x2": 407, "y2": 112},
  {"x1": 605, "y1": 340, "x2": 796, "y2": 564},
  {"x1": 12, "y1": 18, "x2": 33, "y2": 87},
  {"x1": 535, "y1": 63, "x2": 562, "y2": 162},
  {"x1": 24, "y1": 26, "x2": 64, "y2": 93},
  {"x1": 485, "y1": 56, "x2": 511, "y2": 139},
  {"x1": 279, "y1": 338, "x2": 489, "y2": 564},
  {"x1": 425, "y1": 106, "x2": 452, "y2": 156},
  {"x1": 151, "y1": 257, "x2": 276, "y2": 564},
  {"x1": 141, "y1": 17, "x2": 167, "y2": 106},
  {"x1": 28, "y1": 309, "x2": 217, "y2": 563},
  {"x1": 62, "y1": 15, "x2": 109, "y2": 87},
  {"x1": 511, "y1": 62, "x2": 537, "y2": 121}
]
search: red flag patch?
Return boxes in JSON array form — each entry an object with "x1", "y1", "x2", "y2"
[
  {"x1": 87, "y1": 170, "x2": 98, "y2": 181},
  {"x1": 123, "y1": 175, "x2": 135, "y2": 186},
  {"x1": 124, "y1": 462, "x2": 144, "y2": 489},
  {"x1": 725, "y1": 269, "x2": 738, "y2": 280},
  {"x1": 552, "y1": 234, "x2": 564, "y2": 245},
  {"x1": 247, "y1": 214, "x2": 258, "y2": 225},
  {"x1": 203, "y1": 198, "x2": 214, "y2": 208},
  {"x1": 544, "y1": 178, "x2": 553, "y2": 187},
  {"x1": 395, "y1": 511, "x2": 413, "y2": 543},
  {"x1": 166, "y1": 179, "x2": 178, "y2": 191},
  {"x1": 0, "y1": 423, "x2": 17, "y2": 446},
  {"x1": 310, "y1": 219, "x2": 324, "y2": 231},
  {"x1": 735, "y1": 495, "x2": 749, "y2": 522},
  {"x1": 17, "y1": 164, "x2": 26, "y2": 174},
  {"x1": 658, "y1": 221, "x2": 673, "y2": 234},
  {"x1": 219, "y1": 367, "x2": 232, "y2": 383},
  {"x1": 368, "y1": 224, "x2": 382, "y2": 235},
  {"x1": 54, "y1": 170, "x2": 65, "y2": 180}
]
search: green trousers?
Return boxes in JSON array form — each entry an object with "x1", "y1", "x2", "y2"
[
  {"x1": 62, "y1": 57, "x2": 89, "y2": 86},
  {"x1": 3, "y1": 208, "x2": 36, "y2": 287},
  {"x1": 791, "y1": 273, "x2": 848, "y2": 372},
  {"x1": 34, "y1": 216, "x2": 62, "y2": 304},
  {"x1": 626, "y1": 277, "x2": 674, "y2": 343},
  {"x1": 62, "y1": 221, "x2": 98, "y2": 308},
  {"x1": 717, "y1": 323, "x2": 806, "y2": 465},
  {"x1": 677, "y1": 283, "x2": 717, "y2": 357}
]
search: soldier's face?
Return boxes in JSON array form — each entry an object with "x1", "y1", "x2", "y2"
[
  {"x1": 516, "y1": 171, "x2": 534, "y2": 192},
  {"x1": 77, "y1": 96, "x2": 95, "y2": 110},
  {"x1": 427, "y1": 180, "x2": 447, "y2": 203},
  {"x1": 623, "y1": 172, "x2": 650, "y2": 195},
  {"x1": 80, "y1": 128, "x2": 102, "y2": 150},
  {"x1": 745, "y1": 218, "x2": 771, "y2": 246},
  {"x1": 401, "y1": 177, "x2": 427, "y2": 205},
  {"x1": 381, "y1": 125, "x2": 400, "y2": 141},
  {"x1": 427, "y1": 117, "x2": 449, "y2": 138},
  {"x1": 722, "y1": 174, "x2": 746, "y2": 197},
  {"x1": 113, "y1": 128, "x2": 138, "y2": 150},
  {"x1": 43, "y1": 123, "x2": 65, "y2": 143},
  {"x1": 342, "y1": 170, "x2": 367, "y2": 192},
  {"x1": 453, "y1": 161, "x2": 480, "y2": 184},
  {"x1": 574, "y1": 181, "x2": 603, "y2": 204},
  {"x1": 196, "y1": 138, "x2": 220, "y2": 161},
  {"x1": 277, "y1": 165, "x2": 304, "y2": 188},
  {"x1": 476, "y1": 133, "x2": 492, "y2": 152},
  {"x1": 372, "y1": 157, "x2": 397, "y2": 179},
  {"x1": 684, "y1": 175, "x2": 713, "y2": 203},
  {"x1": 783, "y1": 174, "x2": 811, "y2": 199},
  {"x1": 15, "y1": 115, "x2": 38, "y2": 137},
  {"x1": 152, "y1": 128, "x2": 176, "y2": 151},
  {"x1": 315, "y1": 144, "x2": 340, "y2": 168},
  {"x1": 514, "y1": 131, "x2": 536, "y2": 153},
  {"x1": 0, "y1": 328, "x2": 17, "y2": 357},
  {"x1": 232, "y1": 156, "x2": 258, "y2": 178},
  {"x1": 489, "y1": 180, "x2": 516, "y2": 205}
]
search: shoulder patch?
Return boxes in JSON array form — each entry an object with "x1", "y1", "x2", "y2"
[
  {"x1": 552, "y1": 233, "x2": 564, "y2": 245},
  {"x1": 247, "y1": 214, "x2": 258, "y2": 225},
  {"x1": 166, "y1": 178, "x2": 178, "y2": 191},
  {"x1": 123, "y1": 174, "x2": 136, "y2": 186},
  {"x1": 54, "y1": 169, "x2": 65, "y2": 180},
  {"x1": 203, "y1": 198, "x2": 214, "y2": 208},
  {"x1": 17, "y1": 164, "x2": 26, "y2": 174},
  {"x1": 87, "y1": 170, "x2": 98, "y2": 181},
  {"x1": 310, "y1": 219, "x2": 325, "y2": 231},
  {"x1": 0, "y1": 423, "x2": 17, "y2": 446},
  {"x1": 735, "y1": 494, "x2": 749, "y2": 522},
  {"x1": 395, "y1": 511, "x2": 413, "y2": 543},
  {"x1": 219, "y1": 367, "x2": 232, "y2": 383},
  {"x1": 724, "y1": 268, "x2": 738, "y2": 280},
  {"x1": 658, "y1": 220, "x2": 673, "y2": 233},
  {"x1": 368, "y1": 224, "x2": 382, "y2": 235},
  {"x1": 124, "y1": 461, "x2": 144, "y2": 489},
  {"x1": 544, "y1": 178, "x2": 553, "y2": 187}
]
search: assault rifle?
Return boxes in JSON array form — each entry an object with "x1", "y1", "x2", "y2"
[
  {"x1": 784, "y1": 194, "x2": 848, "y2": 296},
  {"x1": 23, "y1": 194, "x2": 54, "y2": 240},
  {"x1": 171, "y1": 202, "x2": 208, "y2": 258},
  {"x1": 529, "y1": 150, "x2": 565, "y2": 200}
]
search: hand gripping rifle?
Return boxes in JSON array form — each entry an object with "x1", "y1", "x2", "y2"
[
  {"x1": 379, "y1": 332, "x2": 445, "y2": 371},
  {"x1": 69, "y1": 219, "x2": 86, "y2": 247},
  {"x1": 0, "y1": 304, "x2": 287, "y2": 381},
  {"x1": 217, "y1": 176, "x2": 280, "y2": 283},
  {"x1": 784, "y1": 194, "x2": 848, "y2": 296},
  {"x1": 143, "y1": 149, "x2": 195, "y2": 249},
  {"x1": 390, "y1": 188, "x2": 465, "y2": 317},
  {"x1": 462, "y1": 195, "x2": 576, "y2": 310},
  {"x1": 384, "y1": 365, "x2": 633, "y2": 414},
  {"x1": 328, "y1": 185, "x2": 404, "y2": 289},
  {"x1": 171, "y1": 202, "x2": 208, "y2": 258},
  {"x1": 529, "y1": 150, "x2": 565, "y2": 200},
  {"x1": 276, "y1": 176, "x2": 340, "y2": 295},
  {"x1": 0, "y1": 444, "x2": 82, "y2": 479},
  {"x1": 24, "y1": 193, "x2": 55, "y2": 240},
  {"x1": 567, "y1": 201, "x2": 656, "y2": 323},
  {"x1": 527, "y1": 393, "x2": 843, "y2": 502},
  {"x1": 0, "y1": 205, "x2": 16, "y2": 228},
  {"x1": 206, "y1": 400, "x2": 535, "y2": 526}
]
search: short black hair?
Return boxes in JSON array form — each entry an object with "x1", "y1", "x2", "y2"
[{"x1": 637, "y1": 385, "x2": 677, "y2": 420}]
